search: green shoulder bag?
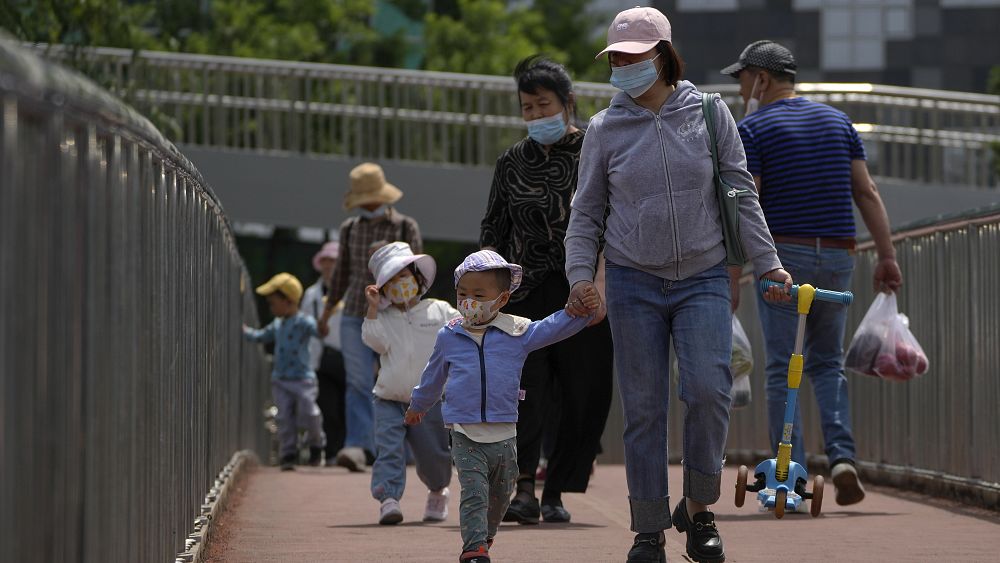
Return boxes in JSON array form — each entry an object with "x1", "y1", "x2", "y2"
[{"x1": 702, "y1": 93, "x2": 750, "y2": 267}]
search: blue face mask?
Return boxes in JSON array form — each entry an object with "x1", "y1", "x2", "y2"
[
  {"x1": 526, "y1": 113, "x2": 568, "y2": 145},
  {"x1": 610, "y1": 54, "x2": 662, "y2": 98},
  {"x1": 358, "y1": 205, "x2": 388, "y2": 219}
]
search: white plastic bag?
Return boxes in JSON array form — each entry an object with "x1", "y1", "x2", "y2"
[
  {"x1": 845, "y1": 292, "x2": 929, "y2": 381},
  {"x1": 731, "y1": 317, "x2": 753, "y2": 408}
]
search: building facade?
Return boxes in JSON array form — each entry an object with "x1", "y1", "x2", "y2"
[{"x1": 636, "y1": 0, "x2": 1000, "y2": 92}]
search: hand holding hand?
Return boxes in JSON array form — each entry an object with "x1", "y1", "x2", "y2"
[
  {"x1": 565, "y1": 281, "x2": 598, "y2": 318},
  {"x1": 761, "y1": 268, "x2": 793, "y2": 303},
  {"x1": 403, "y1": 408, "x2": 425, "y2": 426}
]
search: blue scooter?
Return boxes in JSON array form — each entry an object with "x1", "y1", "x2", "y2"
[{"x1": 734, "y1": 281, "x2": 853, "y2": 518}]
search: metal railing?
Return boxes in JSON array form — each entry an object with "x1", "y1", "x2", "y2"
[
  {"x1": 33, "y1": 45, "x2": 1000, "y2": 188},
  {"x1": 0, "y1": 37, "x2": 271, "y2": 562},
  {"x1": 599, "y1": 204, "x2": 1000, "y2": 506}
]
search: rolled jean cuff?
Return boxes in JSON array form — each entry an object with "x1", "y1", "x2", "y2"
[
  {"x1": 683, "y1": 466, "x2": 722, "y2": 505},
  {"x1": 628, "y1": 496, "x2": 672, "y2": 533}
]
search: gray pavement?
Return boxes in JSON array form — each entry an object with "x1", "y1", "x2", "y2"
[{"x1": 202, "y1": 463, "x2": 1000, "y2": 562}]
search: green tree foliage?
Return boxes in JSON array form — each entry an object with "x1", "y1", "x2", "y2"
[
  {"x1": 424, "y1": 0, "x2": 563, "y2": 76},
  {"x1": 422, "y1": 0, "x2": 610, "y2": 82},
  {"x1": 0, "y1": 0, "x2": 160, "y2": 49}
]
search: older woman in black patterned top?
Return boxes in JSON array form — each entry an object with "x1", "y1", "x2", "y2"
[{"x1": 480, "y1": 55, "x2": 613, "y2": 525}]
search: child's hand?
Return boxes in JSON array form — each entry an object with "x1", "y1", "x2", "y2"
[
  {"x1": 578, "y1": 285, "x2": 602, "y2": 311},
  {"x1": 364, "y1": 284, "x2": 381, "y2": 309},
  {"x1": 403, "y1": 408, "x2": 425, "y2": 426},
  {"x1": 242, "y1": 324, "x2": 251, "y2": 334}
]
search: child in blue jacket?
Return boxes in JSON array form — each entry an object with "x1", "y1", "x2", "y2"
[{"x1": 404, "y1": 250, "x2": 600, "y2": 563}]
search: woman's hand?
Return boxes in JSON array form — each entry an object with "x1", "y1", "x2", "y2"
[
  {"x1": 403, "y1": 408, "x2": 425, "y2": 426},
  {"x1": 728, "y1": 265, "x2": 743, "y2": 312},
  {"x1": 566, "y1": 281, "x2": 598, "y2": 318},
  {"x1": 761, "y1": 268, "x2": 793, "y2": 303}
]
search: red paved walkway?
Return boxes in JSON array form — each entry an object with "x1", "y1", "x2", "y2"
[{"x1": 203, "y1": 464, "x2": 1000, "y2": 562}]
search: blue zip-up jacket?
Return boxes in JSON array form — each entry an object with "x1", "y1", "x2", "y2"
[{"x1": 409, "y1": 310, "x2": 590, "y2": 424}]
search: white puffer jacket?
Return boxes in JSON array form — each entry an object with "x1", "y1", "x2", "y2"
[{"x1": 362, "y1": 298, "x2": 460, "y2": 403}]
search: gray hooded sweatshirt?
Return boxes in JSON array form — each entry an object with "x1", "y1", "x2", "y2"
[{"x1": 565, "y1": 81, "x2": 781, "y2": 286}]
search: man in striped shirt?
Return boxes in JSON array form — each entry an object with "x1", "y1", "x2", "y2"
[{"x1": 722, "y1": 40, "x2": 902, "y2": 507}]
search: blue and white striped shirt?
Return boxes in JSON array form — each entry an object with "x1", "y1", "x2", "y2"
[{"x1": 738, "y1": 97, "x2": 865, "y2": 238}]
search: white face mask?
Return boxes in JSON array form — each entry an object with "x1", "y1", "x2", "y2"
[
  {"x1": 745, "y1": 73, "x2": 763, "y2": 116},
  {"x1": 457, "y1": 294, "x2": 506, "y2": 327}
]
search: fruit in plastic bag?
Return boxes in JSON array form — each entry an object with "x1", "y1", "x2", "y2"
[
  {"x1": 731, "y1": 374, "x2": 751, "y2": 409},
  {"x1": 845, "y1": 332, "x2": 881, "y2": 377},
  {"x1": 847, "y1": 293, "x2": 929, "y2": 382}
]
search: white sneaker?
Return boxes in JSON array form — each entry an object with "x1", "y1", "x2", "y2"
[
  {"x1": 423, "y1": 487, "x2": 450, "y2": 522},
  {"x1": 334, "y1": 447, "x2": 366, "y2": 473},
  {"x1": 379, "y1": 498, "x2": 403, "y2": 525}
]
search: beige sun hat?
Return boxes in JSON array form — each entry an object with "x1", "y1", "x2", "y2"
[{"x1": 343, "y1": 162, "x2": 403, "y2": 210}]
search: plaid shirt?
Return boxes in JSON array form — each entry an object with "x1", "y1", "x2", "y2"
[{"x1": 325, "y1": 208, "x2": 422, "y2": 317}]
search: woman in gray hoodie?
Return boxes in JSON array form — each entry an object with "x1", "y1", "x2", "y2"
[{"x1": 563, "y1": 7, "x2": 792, "y2": 563}]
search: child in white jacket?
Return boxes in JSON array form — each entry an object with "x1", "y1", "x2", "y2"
[{"x1": 362, "y1": 241, "x2": 457, "y2": 525}]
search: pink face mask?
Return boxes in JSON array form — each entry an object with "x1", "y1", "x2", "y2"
[{"x1": 457, "y1": 294, "x2": 506, "y2": 327}]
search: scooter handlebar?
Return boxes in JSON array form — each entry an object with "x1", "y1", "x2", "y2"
[{"x1": 758, "y1": 280, "x2": 853, "y2": 306}]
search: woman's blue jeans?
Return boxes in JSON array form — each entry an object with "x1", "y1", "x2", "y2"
[
  {"x1": 340, "y1": 315, "x2": 376, "y2": 454},
  {"x1": 755, "y1": 243, "x2": 856, "y2": 468},
  {"x1": 605, "y1": 261, "x2": 732, "y2": 533}
]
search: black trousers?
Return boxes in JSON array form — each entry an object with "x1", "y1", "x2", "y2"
[
  {"x1": 316, "y1": 347, "x2": 347, "y2": 458},
  {"x1": 505, "y1": 274, "x2": 614, "y2": 494}
]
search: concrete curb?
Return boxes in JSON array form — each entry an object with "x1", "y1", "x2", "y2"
[{"x1": 175, "y1": 450, "x2": 258, "y2": 563}]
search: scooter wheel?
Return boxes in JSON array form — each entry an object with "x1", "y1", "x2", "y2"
[
  {"x1": 810, "y1": 475, "x2": 824, "y2": 517},
  {"x1": 735, "y1": 465, "x2": 748, "y2": 507},
  {"x1": 774, "y1": 489, "x2": 787, "y2": 519}
]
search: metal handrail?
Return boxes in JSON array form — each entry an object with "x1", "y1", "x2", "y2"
[
  {"x1": 32, "y1": 44, "x2": 1000, "y2": 187},
  {"x1": 0, "y1": 36, "x2": 271, "y2": 562}
]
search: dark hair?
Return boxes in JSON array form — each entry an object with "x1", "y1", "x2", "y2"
[
  {"x1": 514, "y1": 55, "x2": 575, "y2": 115},
  {"x1": 406, "y1": 264, "x2": 429, "y2": 294},
  {"x1": 654, "y1": 41, "x2": 685, "y2": 86},
  {"x1": 493, "y1": 268, "x2": 512, "y2": 292},
  {"x1": 750, "y1": 66, "x2": 796, "y2": 85}
]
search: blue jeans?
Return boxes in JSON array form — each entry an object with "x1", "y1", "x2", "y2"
[
  {"x1": 756, "y1": 243, "x2": 856, "y2": 468},
  {"x1": 605, "y1": 261, "x2": 732, "y2": 533},
  {"x1": 340, "y1": 315, "x2": 376, "y2": 453},
  {"x1": 371, "y1": 398, "x2": 452, "y2": 502}
]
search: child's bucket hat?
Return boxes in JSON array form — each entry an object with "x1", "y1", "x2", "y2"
[
  {"x1": 368, "y1": 242, "x2": 436, "y2": 307},
  {"x1": 453, "y1": 250, "x2": 523, "y2": 293},
  {"x1": 312, "y1": 241, "x2": 340, "y2": 272}
]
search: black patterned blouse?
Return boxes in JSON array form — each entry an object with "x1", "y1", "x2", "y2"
[{"x1": 480, "y1": 130, "x2": 588, "y2": 303}]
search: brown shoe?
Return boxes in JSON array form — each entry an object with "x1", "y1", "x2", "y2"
[{"x1": 832, "y1": 462, "x2": 866, "y2": 505}]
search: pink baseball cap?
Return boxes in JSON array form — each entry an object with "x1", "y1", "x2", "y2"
[{"x1": 596, "y1": 6, "x2": 672, "y2": 58}]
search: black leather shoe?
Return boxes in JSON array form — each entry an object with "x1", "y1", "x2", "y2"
[
  {"x1": 626, "y1": 531, "x2": 666, "y2": 563},
  {"x1": 503, "y1": 491, "x2": 540, "y2": 525},
  {"x1": 541, "y1": 503, "x2": 571, "y2": 523},
  {"x1": 672, "y1": 499, "x2": 725, "y2": 562}
]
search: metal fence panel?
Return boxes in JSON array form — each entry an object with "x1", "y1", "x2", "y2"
[
  {"x1": 33, "y1": 45, "x2": 1000, "y2": 188},
  {"x1": 600, "y1": 208, "x2": 1000, "y2": 503},
  {"x1": 0, "y1": 38, "x2": 270, "y2": 563}
]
